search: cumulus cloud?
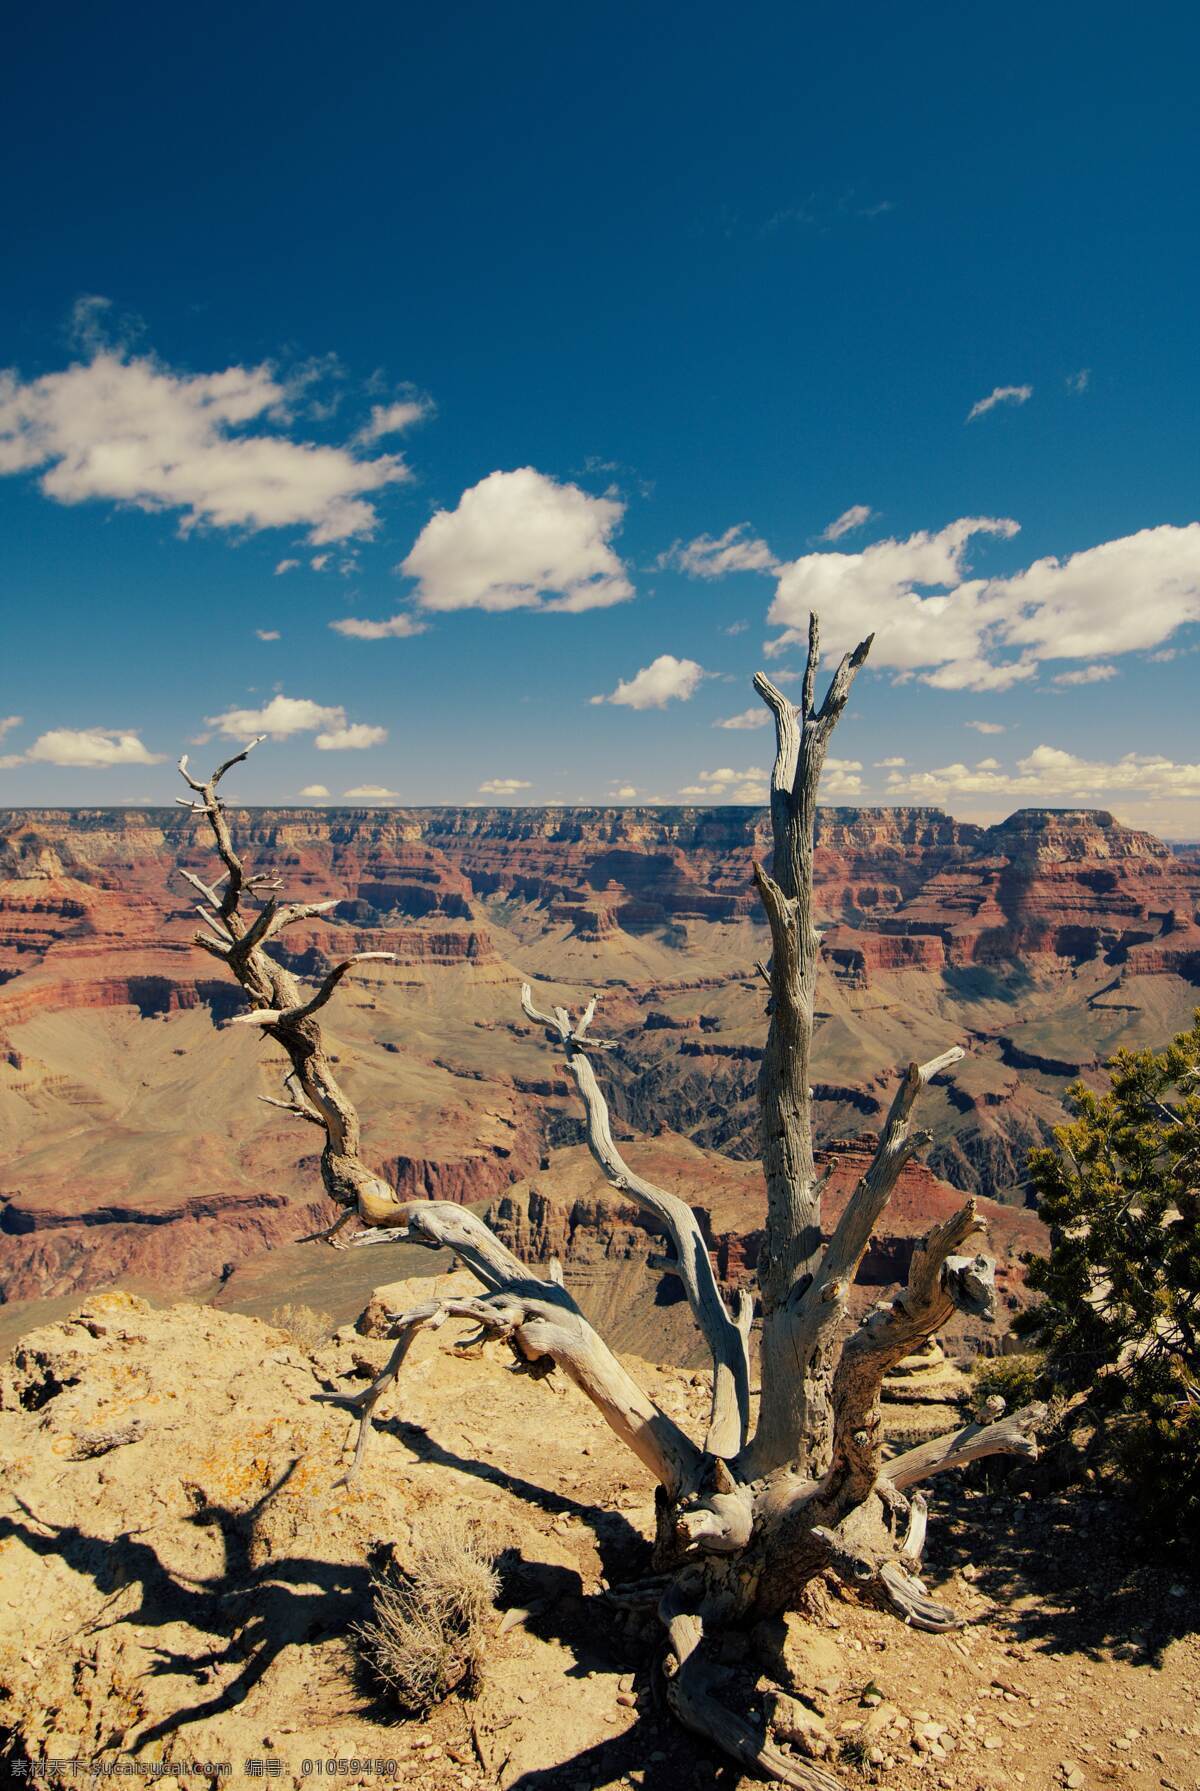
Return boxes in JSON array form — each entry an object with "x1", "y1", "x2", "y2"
[
  {"x1": 766, "y1": 518, "x2": 1200, "y2": 691},
  {"x1": 207, "y1": 695, "x2": 343, "y2": 738},
  {"x1": 0, "y1": 715, "x2": 22, "y2": 743},
  {"x1": 966, "y1": 384, "x2": 1033, "y2": 422},
  {"x1": 679, "y1": 766, "x2": 768, "y2": 802},
  {"x1": 314, "y1": 722, "x2": 388, "y2": 751},
  {"x1": 2, "y1": 727, "x2": 164, "y2": 769},
  {"x1": 255, "y1": 628, "x2": 280, "y2": 641},
  {"x1": 965, "y1": 720, "x2": 1006, "y2": 734},
  {"x1": 0, "y1": 349, "x2": 413, "y2": 545},
  {"x1": 660, "y1": 524, "x2": 778, "y2": 579},
  {"x1": 299, "y1": 784, "x2": 330, "y2": 799},
  {"x1": 821, "y1": 756, "x2": 865, "y2": 796},
  {"x1": 821, "y1": 504, "x2": 874, "y2": 542},
  {"x1": 767, "y1": 516, "x2": 1022, "y2": 682},
  {"x1": 479, "y1": 777, "x2": 532, "y2": 796},
  {"x1": 874, "y1": 756, "x2": 906, "y2": 767},
  {"x1": 274, "y1": 558, "x2": 300, "y2": 575},
  {"x1": 611, "y1": 784, "x2": 638, "y2": 800},
  {"x1": 595, "y1": 655, "x2": 705, "y2": 710},
  {"x1": 677, "y1": 758, "x2": 862, "y2": 801},
  {"x1": 886, "y1": 744, "x2": 1200, "y2": 802},
  {"x1": 206, "y1": 693, "x2": 385, "y2": 750},
  {"x1": 342, "y1": 784, "x2": 399, "y2": 802},
  {"x1": 1053, "y1": 663, "x2": 1117, "y2": 686},
  {"x1": 400, "y1": 468, "x2": 632, "y2": 613},
  {"x1": 715, "y1": 707, "x2": 769, "y2": 730},
  {"x1": 329, "y1": 612, "x2": 428, "y2": 640},
  {"x1": 1066, "y1": 369, "x2": 1091, "y2": 394}
]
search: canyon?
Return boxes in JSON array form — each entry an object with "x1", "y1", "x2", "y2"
[{"x1": 1, "y1": 800, "x2": 1198, "y2": 1348}]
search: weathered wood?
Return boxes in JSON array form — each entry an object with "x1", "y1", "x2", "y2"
[
  {"x1": 748, "y1": 618, "x2": 876, "y2": 1475},
  {"x1": 521, "y1": 985, "x2": 751, "y2": 1459},
  {"x1": 882, "y1": 1402, "x2": 1047, "y2": 1490}
]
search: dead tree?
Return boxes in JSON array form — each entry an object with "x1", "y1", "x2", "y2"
[{"x1": 179, "y1": 618, "x2": 1044, "y2": 1790}]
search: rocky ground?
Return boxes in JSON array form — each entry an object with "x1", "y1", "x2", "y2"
[{"x1": 1, "y1": 1287, "x2": 1195, "y2": 1791}]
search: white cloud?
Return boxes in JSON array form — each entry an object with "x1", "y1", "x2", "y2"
[
  {"x1": 329, "y1": 612, "x2": 428, "y2": 640},
  {"x1": 354, "y1": 398, "x2": 431, "y2": 444},
  {"x1": 821, "y1": 504, "x2": 874, "y2": 542},
  {"x1": 205, "y1": 693, "x2": 385, "y2": 751},
  {"x1": 966, "y1": 384, "x2": 1033, "y2": 422},
  {"x1": 767, "y1": 516, "x2": 1022, "y2": 684},
  {"x1": 1066, "y1": 369, "x2": 1091, "y2": 394},
  {"x1": 965, "y1": 720, "x2": 1006, "y2": 735},
  {"x1": 660, "y1": 524, "x2": 778, "y2": 579},
  {"x1": 821, "y1": 756, "x2": 865, "y2": 797},
  {"x1": 598, "y1": 655, "x2": 705, "y2": 710},
  {"x1": 400, "y1": 467, "x2": 632, "y2": 613},
  {"x1": 343, "y1": 784, "x2": 399, "y2": 802},
  {"x1": 479, "y1": 777, "x2": 532, "y2": 796},
  {"x1": 314, "y1": 722, "x2": 388, "y2": 751},
  {"x1": 255, "y1": 628, "x2": 280, "y2": 641},
  {"x1": 3, "y1": 727, "x2": 165, "y2": 769},
  {"x1": 874, "y1": 755, "x2": 905, "y2": 767},
  {"x1": 715, "y1": 706, "x2": 769, "y2": 730},
  {"x1": 680, "y1": 766, "x2": 769, "y2": 803},
  {"x1": 1052, "y1": 663, "x2": 1117, "y2": 686},
  {"x1": 722, "y1": 619, "x2": 749, "y2": 636},
  {"x1": 0, "y1": 349, "x2": 412, "y2": 545},
  {"x1": 274, "y1": 558, "x2": 300, "y2": 575},
  {"x1": 0, "y1": 715, "x2": 22, "y2": 743},
  {"x1": 299, "y1": 784, "x2": 330, "y2": 799},
  {"x1": 311, "y1": 553, "x2": 330, "y2": 571},
  {"x1": 207, "y1": 695, "x2": 344, "y2": 738},
  {"x1": 766, "y1": 518, "x2": 1200, "y2": 691},
  {"x1": 995, "y1": 526, "x2": 1200, "y2": 661},
  {"x1": 887, "y1": 743, "x2": 1200, "y2": 803},
  {"x1": 611, "y1": 783, "x2": 638, "y2": 800}
]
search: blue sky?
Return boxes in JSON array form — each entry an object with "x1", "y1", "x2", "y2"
[{"x1": 2, "y1": 0, "x2": 1199, "y2": 831}]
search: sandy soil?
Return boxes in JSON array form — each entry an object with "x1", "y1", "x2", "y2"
[{"x1": 0, "y1": 1289, "x2": 1195, "y2": 1791}]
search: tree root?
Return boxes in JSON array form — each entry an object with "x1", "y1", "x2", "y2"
[
  {"x1": 659, "y1": 1592, "x2": 841, "y2": 1791},
  {"x1": 878, "y1": 1560, "x2": 962, "y2": 1632}
]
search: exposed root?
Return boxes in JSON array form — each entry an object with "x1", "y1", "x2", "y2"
[
  {"x1": 660, "y1": 1592, "x2": 841, "y2": 1791},
  {"x1": 878, "y1": 1560, "x2": 962, "y2": 1632}
]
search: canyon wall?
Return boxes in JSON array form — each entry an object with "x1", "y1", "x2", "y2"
[{"x1": 1, "y1": 801, "x2": 1197, "y2": 1319}]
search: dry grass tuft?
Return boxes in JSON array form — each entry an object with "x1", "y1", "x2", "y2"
[
  {"x1": 355, "y1": 1509, "x2": 500, "y2": 1713},
  {"x1": 270, "y1": 1303, "x2": 335, "y2": 1352}
]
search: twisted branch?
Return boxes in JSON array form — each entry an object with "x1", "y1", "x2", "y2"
[
  {"x1": 521, "y1": 984, "x2": 751, "y2": 1458},
  {"x1": 177, "y1": 744, "x2": 401, "y2": 1227}
]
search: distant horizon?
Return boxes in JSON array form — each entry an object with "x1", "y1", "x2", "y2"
[{"x1": 2, "y1": 798, "x2": 1195, "y2": 843}]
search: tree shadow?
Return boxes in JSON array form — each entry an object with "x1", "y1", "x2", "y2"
[
  {"x1": 924, "y1": 1477, "x2": 1198, "y2": 1667},
  {"x1": 0, "y1": 1465, "x2": 374, "y2": 1748},
  {"x1": 369, "y1": 1416, "x2": 652, "y2": 1584}
]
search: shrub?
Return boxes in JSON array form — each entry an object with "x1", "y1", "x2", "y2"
[
  {"x1": 969, "y1": 1351, "x2": 1043, "y2": 1422},
  {"x1": 355, "y1": 1509, "x2": 500, "y2": 1713},
  {"x1": 1016, "y1": 1014, "x2": 1200, "y2": 1545},
  {"x1": 270, "y1": 1303, "x2": 335, "y2": 1352}
]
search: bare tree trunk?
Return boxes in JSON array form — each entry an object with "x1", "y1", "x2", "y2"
[
  {"x1": 746, "y1": 618, "x2": 873, "y2": 1475},
  {"x1": 179, "y1": 624, "x2": 1048, "y2": 1787}
]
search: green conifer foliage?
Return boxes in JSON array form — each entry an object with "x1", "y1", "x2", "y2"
[{"x1": 1018, "y1": 1014, "x2": 1200, "y2": 1541}]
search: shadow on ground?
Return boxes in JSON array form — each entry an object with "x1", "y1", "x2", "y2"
[{"x1": 925, "y1": 1476, "x2": 1197, "y2": 1668}]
